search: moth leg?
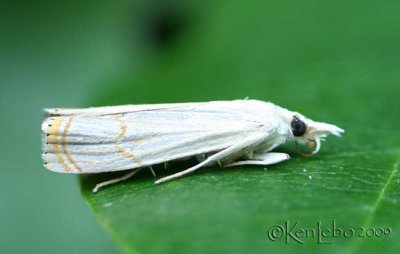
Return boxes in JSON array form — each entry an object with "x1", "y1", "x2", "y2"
[
  {"x1": 195, "y1": 153, "x2": 207, "y2": 163},
  {"x1": 223, "y1": 152, "x2": 290, "y2": 168},
  {"x1": 92, "y1": 168, "x2": 141, "y2": 193},
  {"x1": 155, "y1": 134, "x2": 267, "y2": 184},
  {"x1": 149, "y1": 166, "x2": 156, "y2": 177}
]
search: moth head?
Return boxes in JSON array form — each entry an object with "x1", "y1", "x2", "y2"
[{"x1": 288, "y1": 114, "x2": 344, "y2": 156}]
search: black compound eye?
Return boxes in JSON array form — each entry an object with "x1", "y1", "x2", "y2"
[{"x1": 291, "y1": 116, "x2": 307, "y2": 136}]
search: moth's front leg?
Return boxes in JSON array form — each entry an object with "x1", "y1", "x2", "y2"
[{"x1": 223, "y1": 152, "x2": 290, "y2": 168}]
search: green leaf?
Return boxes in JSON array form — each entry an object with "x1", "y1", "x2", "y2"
[{"x1": 80, "y1": 1, "x2": 400, "y2": 253}]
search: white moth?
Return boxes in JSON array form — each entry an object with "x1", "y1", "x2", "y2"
[{"x1": 41, "y1": 99, "x2": 344, "y2": 192}]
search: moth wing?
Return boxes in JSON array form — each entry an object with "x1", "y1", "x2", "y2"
[
  {"x1": 44, "y1": 102, "x2": 207, "y2": 117},
  {"x1": 42, "y1": 100, "x2": 278, "y2": 173}
]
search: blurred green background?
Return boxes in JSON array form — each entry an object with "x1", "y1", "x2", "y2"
[{"x1": 1, "y1": 0, "x2": 399, "y2": 253}]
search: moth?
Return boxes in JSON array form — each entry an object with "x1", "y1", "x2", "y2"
[{"x1": 41, "y1": 99, "x2": 344, "y2": 192}]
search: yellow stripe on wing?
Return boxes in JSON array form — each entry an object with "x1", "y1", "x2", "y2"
[
  {"x1": 48, "y1": 117, "x2": 72, "y2": 172},
  {"x1": 62, "y1": 116, "x2": 82, "y2": 172}
]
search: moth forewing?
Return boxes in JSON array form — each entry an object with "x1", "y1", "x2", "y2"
[{"x1": 42, "y1": 100, "x2": 275, "y2": 174}]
